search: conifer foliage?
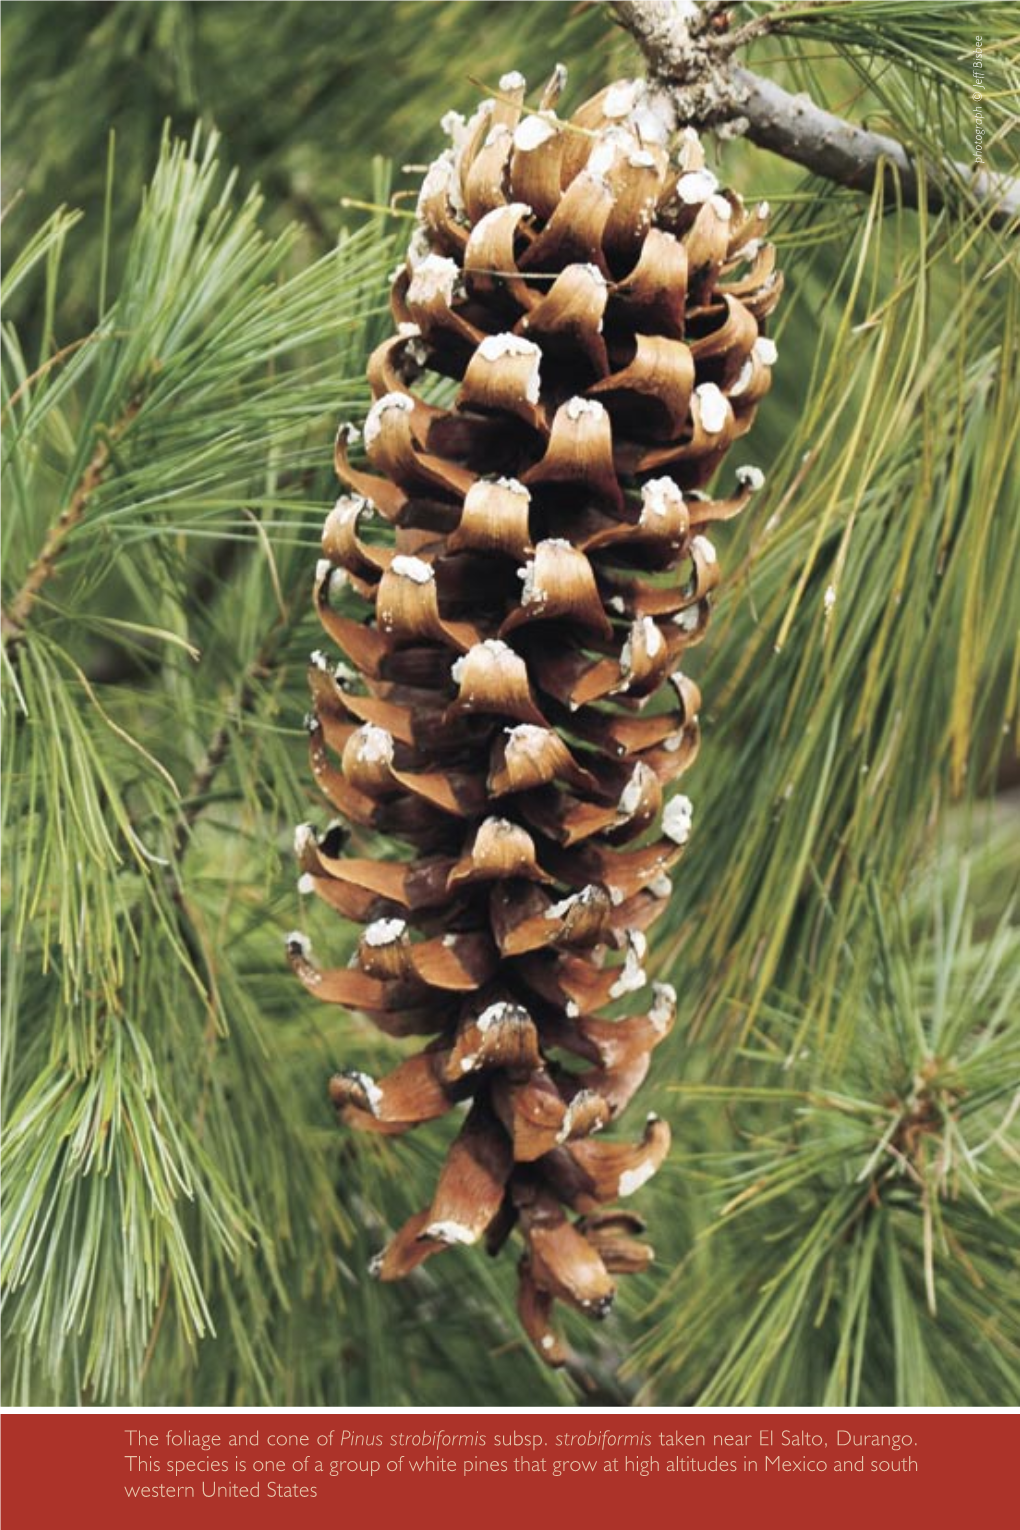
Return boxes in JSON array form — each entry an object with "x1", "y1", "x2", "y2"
[
  {"x1": 3, "y1": 1, "x2": 1017, "y2": 1408},
  {"x1": 290, "y1": 68, "x2": 780, "y2": 1364}
]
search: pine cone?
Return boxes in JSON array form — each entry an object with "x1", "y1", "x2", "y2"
[{"x1": 289, "y1": 67, "x2": 781, "y2": 1367}]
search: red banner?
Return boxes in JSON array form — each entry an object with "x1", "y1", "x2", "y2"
[{"x1": 1, "y1": 1410, "x2": 1014, "y2": 1527}]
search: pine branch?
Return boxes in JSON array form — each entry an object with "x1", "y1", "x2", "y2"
[
  {"x1": 631, "y1": 847, "x2": 1020, "y2": 1405},
  {"x1": 0, "y1": 127, "x2": 410, "y2": 1404},
  {"x1": 732, "y1": 64, "x2": 1020, "y2": 228},
  {"x1": 612, "y1": 0, "x2": 1020, "y2": 230},
  {"x1": 1, "y1": 399, "x2": 139, "y2": 650}
]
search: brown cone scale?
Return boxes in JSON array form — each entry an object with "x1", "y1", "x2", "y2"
[{"x1": 290, "y1": 68, "x2": 781, "y2": 1366}]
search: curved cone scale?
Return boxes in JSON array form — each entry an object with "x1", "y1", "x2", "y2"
[
  {"x1": 422, "y1": 1102, "x2": 515, "y2": 1245},
  {"x1": 327, "y1": 1053, "x2": 457, "y2": 1133},
  {"x1": 446, "y1": 999, "x2": 543, "y2": 1082},
  {"x1": 522, "y1": 263, "x2": 610, "y2": 376},
  {"x1": 371, "y1": 1210, "x2": 449, "y2": 1279},
  {"x1": 578, "y1": 1210, "x2": 656, "y2": 1274},
  {"x1": 516, "y1": 1184, "x2": 617, "y2": 1315},
  {"x1": 292, "y1": 67, "x2": 780, "y2": 1365},
  {"x1": 448, "y1": 477, "x2": 533, "y2": 558},
  {"x1": 518, "y1": 1259, "x2": 571, "y2": 1367},
  {"x1": 492, "y1": 1070, "x2": 569, "y2": 1161},
  {"x1": 566, "y1": 1115, "x2": 672, "y2": 1209}
]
